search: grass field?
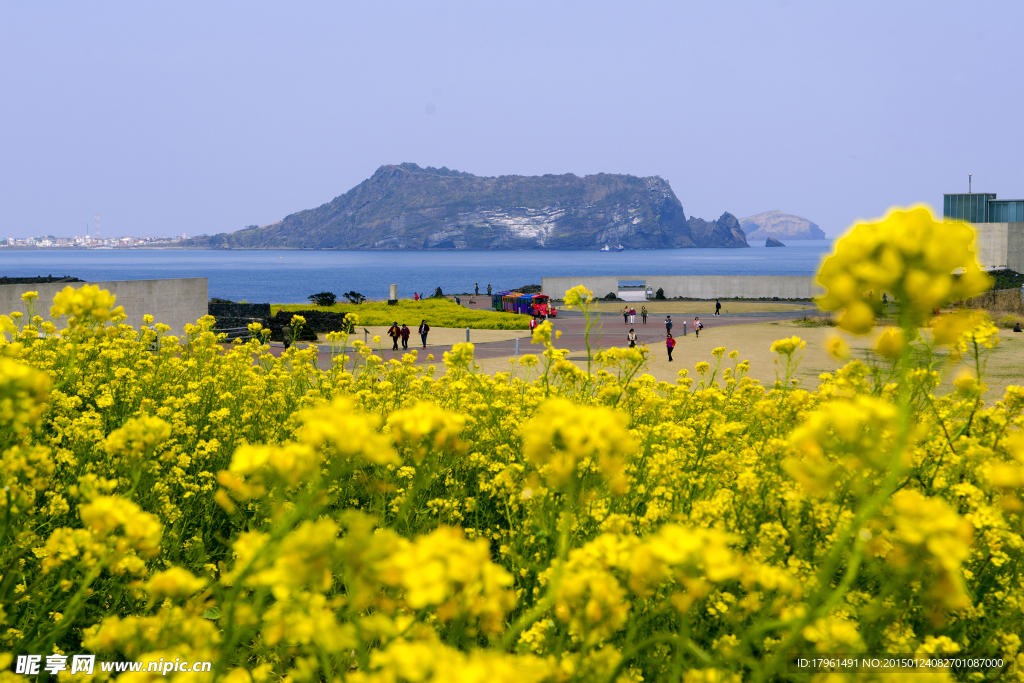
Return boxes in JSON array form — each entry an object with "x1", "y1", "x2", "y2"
[
  {"x1": 274, "y1": 297, "x2": 531, "y2": 329},
  {"x1": 306, "y1": 326, "x2": 526, "y2": 347}
]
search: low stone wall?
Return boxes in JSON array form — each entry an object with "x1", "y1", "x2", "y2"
[
  {"x1": 0, "y1": 278, "x2": 207, "y2": 335},
  {"x1": 271, "y1": 311, "x2": 354, "y2": 335},
  {"x1": 209, "y1": 309, "x2": 354, "y2": 342},
  {"x1": 0, "y1": 276, "x2": 82, "y2": 285},
  {"x1": 208, "y1": 303, "x2": 272, "y2": 318},
  {"x1": 541, "y1": 275, "x2": 822, "y2": 300}
]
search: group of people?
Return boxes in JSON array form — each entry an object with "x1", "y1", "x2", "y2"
[
  {"x1": 621, "y1": 305, "x2": 648, "y2": 324},
  {"x1": 623, "y1": 314, "x2": 708, "y2": 362},
  {"x1": 387, "y1": 320, "x2": 431, "y2": 350},
  {"x1": 660, "y1": 315, "x2": 704, "y2": 362}
]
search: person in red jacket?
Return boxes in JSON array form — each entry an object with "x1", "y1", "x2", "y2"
[
  {"x1": 400, "y1": 324, "x2": 411, "y2": 349},
  {"x1": 666, "y1": 332, "x2": 676, "y2": 361}
]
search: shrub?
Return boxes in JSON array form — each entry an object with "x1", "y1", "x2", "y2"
[
  {"x1": 343, "y1": 291, "x2": 366, "y2": 304},
  {"x1": 793, "y1": 314, "x2": 836, "y2": 327},
  {"x1": 308, "y1": 291, "x2": 337, "y2": 306},
  {"x1": 655, "y1": 287, "x2": 666, "y2": 300}
]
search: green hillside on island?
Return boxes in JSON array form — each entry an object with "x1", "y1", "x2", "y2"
[{"x1": 186, "y1": 164, "x2": 749, "y2": 250}]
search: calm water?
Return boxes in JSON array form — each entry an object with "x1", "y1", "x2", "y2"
[{"x1": 0, "y1": 241, "x2": 833, "y2": 302}]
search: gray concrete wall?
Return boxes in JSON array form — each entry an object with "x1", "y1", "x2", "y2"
[
  {"x1": 542, "y1": 275, "x2": 822, "y2": 300},
  {"x1": 0, "y1": 278, "x2": 208, "y2": 336},
  {"x1": 974, "y1": 223, "x2": 1009, "y2": 269},
  {"x1": 1005, "y1": 223, "x2": 1024, "y2": 272}
]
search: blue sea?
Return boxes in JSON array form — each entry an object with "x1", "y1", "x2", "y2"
[{"x1": 0, "y1": 241, "x2": 833, "y2": 303}]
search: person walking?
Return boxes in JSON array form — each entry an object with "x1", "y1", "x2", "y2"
[
  {"x1": 715, "y1": 299, "x2": 722, "y2": 316},
  {"x1": 419, "y1": 320, "x2": 430, "y2": 349},
  {"x1": 622, "y1": 306, "x2": 629, "y2": 325},
  {"x1": 530, "y1": 316, "x2": 539, "y2": 332},
  {"x1": 665, "y1": 315, "x2": 673, "y2": 334},
  {"x1": 629, "y1": 307, "x2": 636, "y2": 324},
  {"x1": 400, "y1": 323, "x2": 410, "y2": 350},
  {"x1": 487, "y1": 284, "x2": 492, "y2": 296},
  {"x1": 475, "y1": 283, "x2": 479, "y2": 296},
  {"x1": 628, "y1": 328, "x2": 637, "y2": 348},
  {"x1": 694, "y1": 316, "x2": 703, "y2": 338},
  {"x1": 641, "y1": 306, "x2": 647, "y2": 324},
  {"x1": 414, "y1": 292, "x2": 419, "y2": 301},
  {"x1": 666, "y1": 332, "x2": 676, "y2": 361},
  {"x1": 282, "y1": 322, "x2": 293, "y2": 350},
  {"x1": 388, "y1": 322, "x2": 401, "y2": 350},
  {"x1": 455, "y1": 295, "x2": 461, "y2": 306}
]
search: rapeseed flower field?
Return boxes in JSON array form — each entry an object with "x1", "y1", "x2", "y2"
[
  {"x1": 275, "y1": 298, "x2": 531, "y2": 330},
  {"x1": 1, "y1": 206, "x2": 1023, "y2": 681}
]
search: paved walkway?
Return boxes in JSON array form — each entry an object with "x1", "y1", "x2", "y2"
[{"x1": 260, "y1": 305, "x2": 820, "y2": 366}]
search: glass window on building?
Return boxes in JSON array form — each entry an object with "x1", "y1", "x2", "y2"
[{"x1": 943, "y1": 193, "x2": 995, "y2": 222}]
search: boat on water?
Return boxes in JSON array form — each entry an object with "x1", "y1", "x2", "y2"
[{"x1": 601, "y1": 244, "x2": 625, "y2": 252}]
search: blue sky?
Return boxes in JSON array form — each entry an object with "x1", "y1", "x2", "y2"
[{"x1": 1, "y1": 1, "x2": 1021, "y2": 238}]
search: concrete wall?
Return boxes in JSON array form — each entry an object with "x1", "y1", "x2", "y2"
[
  {"x1": 974, "y1": 223, "x2": 1010, "y2": 269},
  {"x1": 0, "y1": 278, "x2": 208, "y2": 335},
  {"x1": 966, "y1": 222, "x2": 1024, "y2": 271},
  {"x1": 542, "y1": 275, "x2": 823, "y2": 300},
  {"x1": 1005, "y1": 223, "x2": 1024, "y2": 272}
]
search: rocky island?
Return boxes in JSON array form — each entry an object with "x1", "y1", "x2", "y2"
[
  {"x1": 186, "y1": 164, "x2": 749, "y2": 250},
  {"x1": 740, "y1": 210, "x2": 825, "y2": 241}
]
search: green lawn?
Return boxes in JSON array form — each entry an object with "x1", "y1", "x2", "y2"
[{"x1": 274, "y1": 298, "x2": 531, "y2": 330}]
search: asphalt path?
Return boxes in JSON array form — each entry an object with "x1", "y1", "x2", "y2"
[{"x1": 260, "y1": 306, "x2": 820, "y2": 365}]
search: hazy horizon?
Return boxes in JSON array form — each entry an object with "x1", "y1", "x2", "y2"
[{"x1": 2, "y1": 1, "x2": 1022, "y2": 240}]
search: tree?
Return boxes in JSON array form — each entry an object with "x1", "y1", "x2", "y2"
[
  {"x1": 343, "y1": 291, "x2": 366, "y2": 305},
  {"x1": 655, "y1": 287, "x2": 666, "y2": 300},
  {"x1": 308, "y1": 291, "x2": 337, "y2": 306}
]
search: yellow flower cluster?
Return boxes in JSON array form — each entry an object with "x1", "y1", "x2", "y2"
[
  {"x1": 50, "y1": 283, "x2": 125, "y2": 328},
  {"x1": 2, "y1": 260, "x2": 1023, "y2": 682},
  {"x1": 817, "y1": 205, "x2": 991, "y2": 333}
]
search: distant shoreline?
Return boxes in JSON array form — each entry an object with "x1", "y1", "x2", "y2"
[{"x1": 0, "y1": 241, "x2": 832, "y2": 253}]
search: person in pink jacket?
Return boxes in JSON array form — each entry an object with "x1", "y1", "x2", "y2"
[{"x1": 666, "y1": 332, "x2": 676, "y2": 361}]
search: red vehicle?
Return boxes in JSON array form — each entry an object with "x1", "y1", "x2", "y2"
[
  {"x1": 530, "y1": 294, "x2": 557, "y2": 318},
  {"x1": 491, "y1": 291, "x2": 557, "y2": 317}
]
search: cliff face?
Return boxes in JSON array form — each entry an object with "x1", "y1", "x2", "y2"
[
  {"x1": 740, "y1": 210, "x2": 825, "y2": 241},
  {"x1": 193, "y1": 164, "x2": 749, "y2": 250},
  {"x1": 686, "y1": 213, "x2": 750, "y2": 249}
]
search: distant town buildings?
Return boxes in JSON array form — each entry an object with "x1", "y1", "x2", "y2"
[{"x1": 0, "y1": 234, "x2": 206, "y2": 248}]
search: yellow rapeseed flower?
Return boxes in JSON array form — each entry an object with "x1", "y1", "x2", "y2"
[
  {"x1": 873, "y1": 328, "x2": 905, "y2": 360},
  {"x1": 816, "y1": 206, "x2": 991, "y2": 333},
  {"x1": 563, "y1": 285, "x2": 593, "y2": 309}
]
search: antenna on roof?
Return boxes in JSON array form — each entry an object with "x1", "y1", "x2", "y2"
[{"x1": 969, "y1": 174, "x2": 972, "y2": 194}]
